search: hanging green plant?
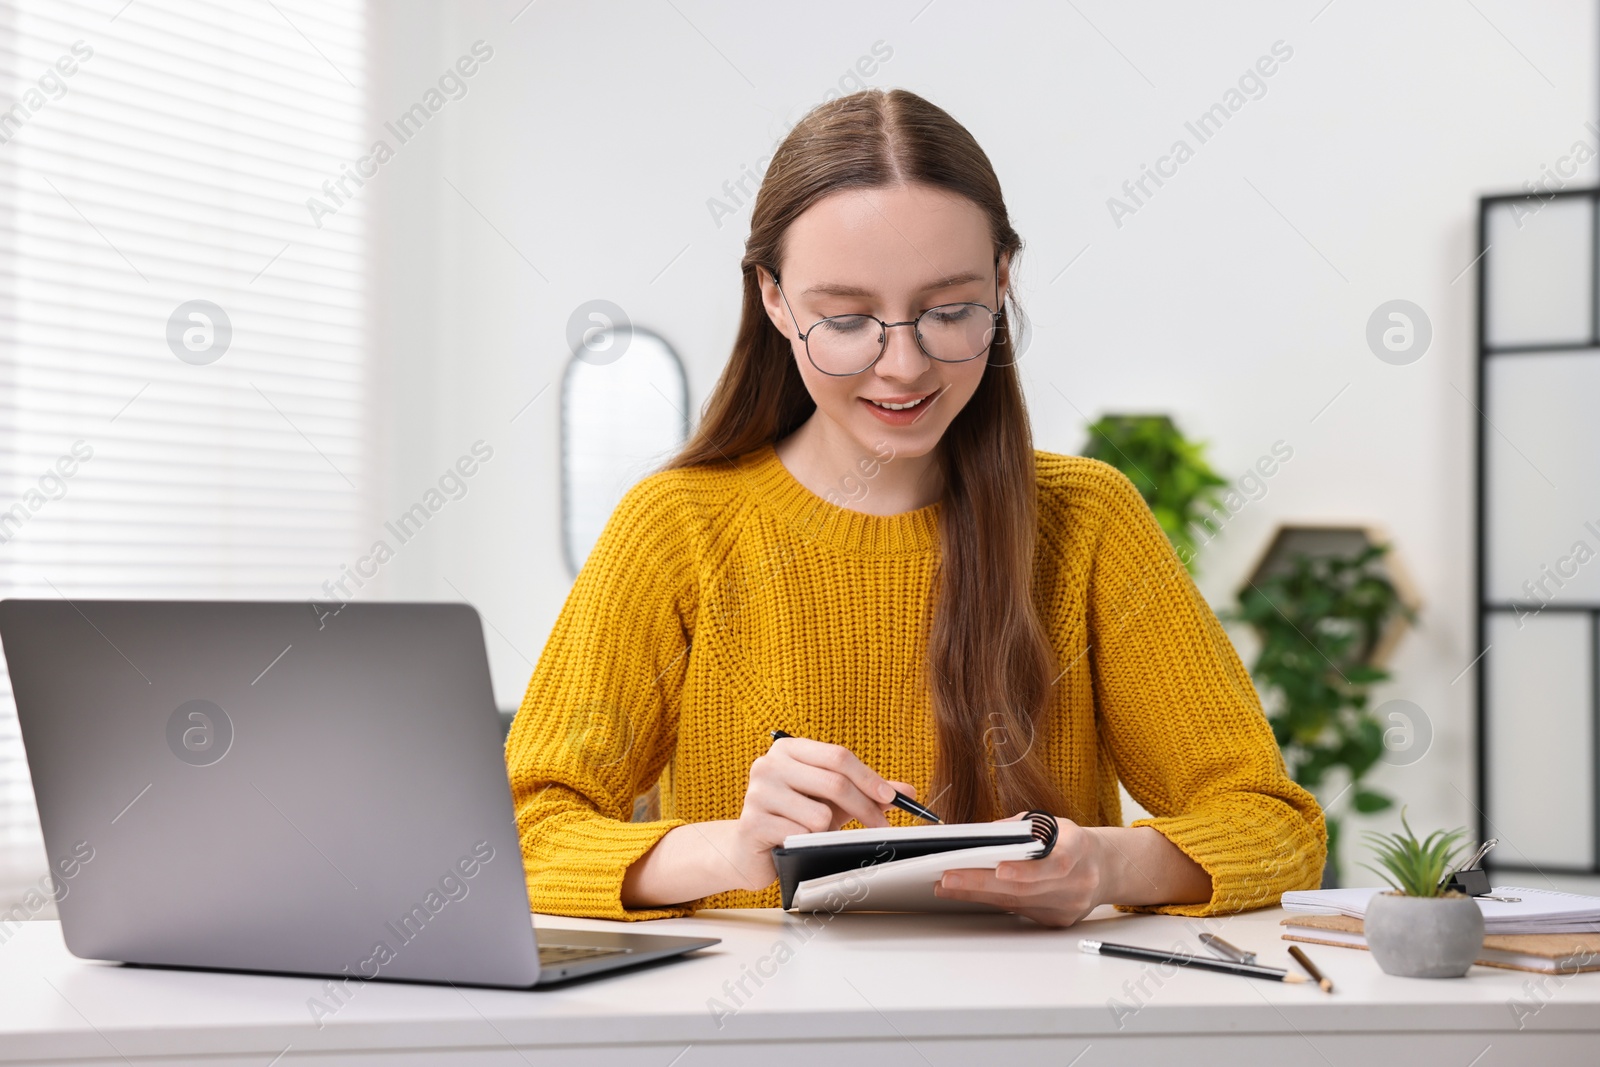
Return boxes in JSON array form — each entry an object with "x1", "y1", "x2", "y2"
[
  {"x1": 1081, "y1": 414, "x2": 1229, "y2": 573},
  {"x1": 1229, "y1": 542, "x2": 1417, "y2": 885}
]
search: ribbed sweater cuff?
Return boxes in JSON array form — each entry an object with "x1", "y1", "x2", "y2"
[
  {"x1": 525, "y1": 817, "x2": 695, "y2": 921},
  {"x1": 1119, "y1": 809, "x2": 1322, "y2": 918}
]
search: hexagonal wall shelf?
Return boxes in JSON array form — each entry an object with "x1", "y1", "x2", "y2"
[{"x1": 1239, "y1": 524, "x2": 1422, "y2": 669}]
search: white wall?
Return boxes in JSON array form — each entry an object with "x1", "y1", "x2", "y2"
[{"x1": 364, "y1": 0, "x2": 1600, "y2": 888}]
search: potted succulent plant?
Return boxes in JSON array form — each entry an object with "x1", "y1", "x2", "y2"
[{"x1": 1360, "y1": 810, "x2": 1484, "y2": 978}]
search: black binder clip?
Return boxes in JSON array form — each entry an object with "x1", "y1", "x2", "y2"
[{"x1": 1438, "y1": 838, "x2": 1496, "y2": 897}]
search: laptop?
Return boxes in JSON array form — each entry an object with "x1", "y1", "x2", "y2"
[{"x1": 0, "y1": 599, "x2": 718, "y2": 987}]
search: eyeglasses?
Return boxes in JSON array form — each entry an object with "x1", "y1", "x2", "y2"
[{"x1": 770, "y1": 261, "x2": 1006, "y2": 377}]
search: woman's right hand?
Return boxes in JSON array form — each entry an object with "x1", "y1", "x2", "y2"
[{"x1": 728, "y1": 735, "x2": 917, "y2": 890}]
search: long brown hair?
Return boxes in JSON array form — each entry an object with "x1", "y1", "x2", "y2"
[{"x1": 670, "y1": 89, "x2": 1066, "y2": 824}]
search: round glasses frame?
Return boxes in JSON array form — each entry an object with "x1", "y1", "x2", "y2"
[{"x1": 769, "y1": 260, "x2": 1006, "y2": 377}]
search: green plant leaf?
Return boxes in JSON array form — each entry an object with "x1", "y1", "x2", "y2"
[
  {"x1": 1359, "y1": 806, "x2": 1469, "y2": 895},
  {"x1": 1351, "y1": 789, "x2": 1393, "y2": 813},
  {"x1": 1081, "y1": 414, "x2": 1227, "y2": 576}
]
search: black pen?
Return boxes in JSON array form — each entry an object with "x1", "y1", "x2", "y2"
[
  {"x1": 768, "y1": 729, "x2": 942, "y2": 823},
  {"x1": 1079, "y1": 939, "x2": 1310, "y2": 984}
]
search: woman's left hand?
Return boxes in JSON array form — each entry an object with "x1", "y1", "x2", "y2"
[{"x1": 932, "y1": 813, "x2": 1108, "y2": 927}]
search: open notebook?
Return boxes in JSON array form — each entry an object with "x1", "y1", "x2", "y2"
[
  {"x1": 772, "y1": 811, "x2": 1059, "y2": 913},
  {"x1": 1282, "y1": 885, "x2": 1600, "y2": 935}
]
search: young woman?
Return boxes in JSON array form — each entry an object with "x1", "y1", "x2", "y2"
[{"x1": 505, "y1": 88, "x2": 1324, "y2": 927}]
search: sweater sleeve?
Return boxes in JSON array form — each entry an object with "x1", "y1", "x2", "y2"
[
  {"x1": 1080, "y1": 464, "x2": 1326, "y2": 916},
  {"x1": 504, "y1": 473, "x2": 700, "y2": 920}
]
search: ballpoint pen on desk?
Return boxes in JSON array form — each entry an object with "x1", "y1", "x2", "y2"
[
  {"x1": 1079, "y1": 940, "x2": 1310, "y2": 985},
  {"x1": 768, "y1": 729, "x2": 943, "y2": 823},
  {"x1": 1199, "y1": 932, "x2": 1257, "y2": 966}
]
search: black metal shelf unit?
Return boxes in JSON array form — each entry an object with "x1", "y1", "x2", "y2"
[{"x1": 1475, "y1": 184, "x2": 1600, "y2": 879}]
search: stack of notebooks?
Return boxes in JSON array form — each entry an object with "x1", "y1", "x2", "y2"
[
  {"x1": 1281, "y1": 885, "x2": 1600, "y2": 974},
  {"x1": 772, "y1": 810, "x2": 1059, "y2": 913}
]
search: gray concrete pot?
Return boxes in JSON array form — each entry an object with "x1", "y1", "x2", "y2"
[{"x1": 1365, "y1": 891, "x2": 1484, "y2": 978}]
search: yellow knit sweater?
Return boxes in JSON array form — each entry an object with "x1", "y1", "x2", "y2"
[{"x1": 506, "y1": 443, "x2": 1325, "y2": 920}]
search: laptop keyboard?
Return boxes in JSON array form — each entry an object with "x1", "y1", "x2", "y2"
[{"x1": 538, "y1": 943, "x2": 634, "y2": 965}]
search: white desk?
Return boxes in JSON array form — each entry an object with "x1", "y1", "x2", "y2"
[{"x1": 1, "y1": 905, "x2": 1596, "y2": 1065}]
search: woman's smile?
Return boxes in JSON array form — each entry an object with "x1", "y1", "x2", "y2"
[{"x1": 860, "y1": 386, "x2": 943, "y2": 425}]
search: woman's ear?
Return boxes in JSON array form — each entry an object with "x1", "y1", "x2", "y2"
[
  {"x1": 756, "y1": 265, "x2": 792, "y2": 340},
  {"x1": 996, "y1": 253, "x2": 1012, "y2": 310}
]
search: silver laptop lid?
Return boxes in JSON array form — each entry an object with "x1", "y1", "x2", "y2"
[{"x1": 0, "y1": 599, "x2": 540, "y2": 988}]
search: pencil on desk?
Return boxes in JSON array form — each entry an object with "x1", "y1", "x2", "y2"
[{"x1": 1288, "y1": 945, "x2": 1334, "y2": 993}]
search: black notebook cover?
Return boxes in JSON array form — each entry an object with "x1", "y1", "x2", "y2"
[{"x1": 771, "y1": 810, "x2": 1059, "y2": 910}]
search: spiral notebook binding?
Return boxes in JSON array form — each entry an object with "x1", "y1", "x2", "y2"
[{"x1": 1027, "y1": 810, "x2": 1059, "y2": 856}]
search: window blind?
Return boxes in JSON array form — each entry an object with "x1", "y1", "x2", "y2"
[{"x1": 0, "y1": 0, "x2": 368, "y2": 899}]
